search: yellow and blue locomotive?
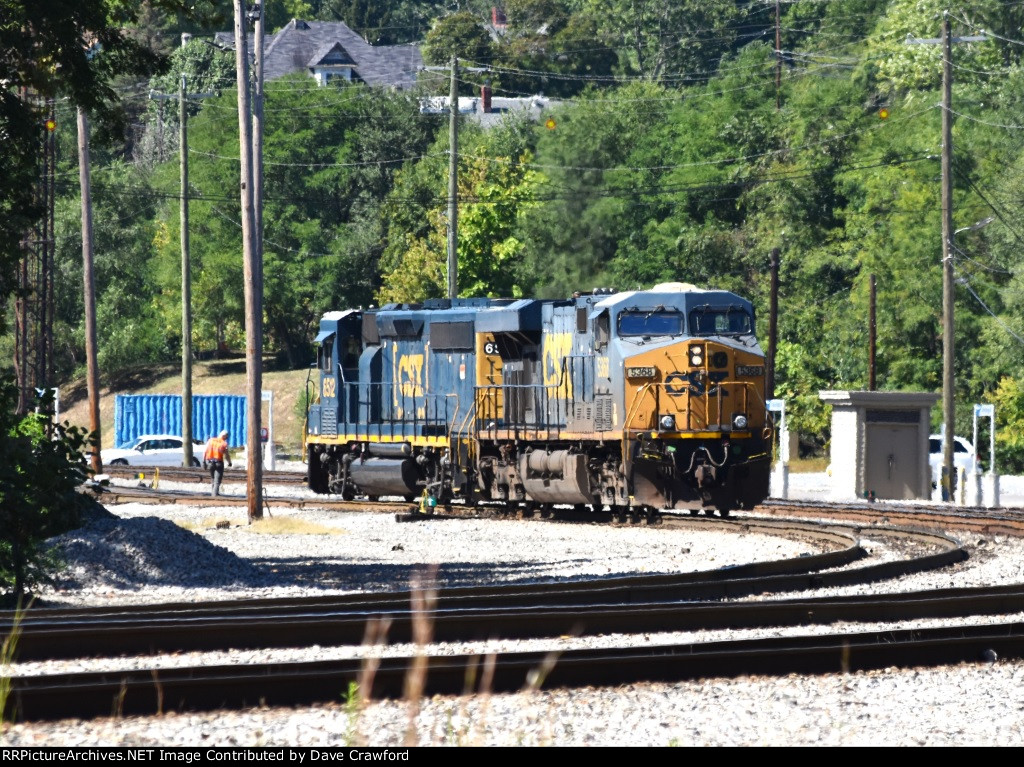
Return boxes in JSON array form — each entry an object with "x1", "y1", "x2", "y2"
[{"x1": 305, "y1": 282, "x2": 772, "y2": 516}]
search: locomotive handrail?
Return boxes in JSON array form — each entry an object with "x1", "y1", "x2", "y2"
[
  {"x1": 621, "y1": 379, "x2": 768, "y2": 476},
  {"x1": 474, "y1": 383, "x2": 569, "y2": 441},
  {"x1": 327, "y1": 381, "x2": 462, "y2": 441},
  {"x1": 624, "y1": 379, "x2": 765, "y2": 431}
]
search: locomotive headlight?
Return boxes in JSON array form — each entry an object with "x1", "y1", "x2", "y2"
[
  {"x1": 732, "y1": 414, "x2": 748, "y2": 430},
  {"x1": 660, "y1": 414, "x2": 676, "y2": 431},
  {"x1": 689, "y1": 344, "x2": 704, "y2": 367}
]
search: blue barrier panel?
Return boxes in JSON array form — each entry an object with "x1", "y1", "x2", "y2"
[{"x1": 114, "y1": 394, "x2": 248, "y2": 448}]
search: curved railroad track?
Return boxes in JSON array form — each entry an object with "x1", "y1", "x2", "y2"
[
  {"x1": 1, "y1": 499, "x2": 988, "y2": 722},
  {"x1": 5, "y1": 473, "x2": 1024, "y2": 725}
]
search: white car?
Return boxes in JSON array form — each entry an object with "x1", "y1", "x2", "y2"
[
  {"x1": 101, "y1": 434, "x2": 203, "y2": 468},
  {"x1": 929, "y1": 434, "x2": 977, "y2": 482}
]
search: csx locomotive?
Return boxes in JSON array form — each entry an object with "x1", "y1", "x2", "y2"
[{"x1": 305, "y1": 282, "x2": 772, "y2": 516}]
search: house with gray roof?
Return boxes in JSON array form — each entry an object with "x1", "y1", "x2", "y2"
[{"x1": 214, "y1": 19, "x2": 422, "y2": 89}]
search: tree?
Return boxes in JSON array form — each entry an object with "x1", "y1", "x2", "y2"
[
  {"x1": 0, "y1": 0, "x2": 204, "y2": 339},
  {"x1": 0, "y1": 1, "x2": 206, "y2": 600},
  {"x1": 421, "y1": 11, "x2": 495, "y2": 67},
  {"x1": 578, "y1": 0, "x2": 739, "y2": 81},
  {"x1": 378, "y1": 117, "x2": 540, "y2": 303},
  {"x1": 149, "y1": 77, "x2": 438, "y2": 365}
]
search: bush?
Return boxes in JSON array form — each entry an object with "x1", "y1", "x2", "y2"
[{"x1": 0, "y1": 377, "x2": 93, "y2": 603}]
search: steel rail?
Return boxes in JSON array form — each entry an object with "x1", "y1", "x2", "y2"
[
  {"x1": 3, "y1": 525, "x2": 966, "y2": 661},
  {"x1": 6, "y1": 621, "x2": 1024, "y2": 722}
]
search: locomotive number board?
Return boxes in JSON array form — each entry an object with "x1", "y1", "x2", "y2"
[
  {"x1": 625, "y1": 366, "x2": 656, "y2": 378},
  {"x1": 736, "y1": 365, "x2": 765, "y2": 376}
]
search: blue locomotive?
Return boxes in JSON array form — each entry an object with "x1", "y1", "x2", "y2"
[{"x1": 305, "y1": 282, "x2": 772, "y2": 516}]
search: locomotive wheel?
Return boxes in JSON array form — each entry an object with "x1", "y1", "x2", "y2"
[
  {"x1": 718, "y1": 507, "x2": 731, "y2": 518},
  {"x1": 367, "y1": 495, "x2": 379, "y2": 502}
]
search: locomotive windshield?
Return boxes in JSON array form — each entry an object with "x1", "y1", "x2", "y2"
[
  {"x1": 617, "y1": 310, "x2": 684, "y2": 337},
  {"x1": 688, "y1": 305, "x2": 753, "y2": 336}
]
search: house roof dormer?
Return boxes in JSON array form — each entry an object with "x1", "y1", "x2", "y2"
[{"x1": 308, "y1": 41, "x2": 356, "y2": 69}]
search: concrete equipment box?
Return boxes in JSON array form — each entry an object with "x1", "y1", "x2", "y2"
[{"x1": 819, "y1": 390, "x2": 939, "y2": 502}]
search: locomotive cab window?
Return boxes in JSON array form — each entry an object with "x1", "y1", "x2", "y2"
[
  {"x1": 341, "y1": 336, "x2": 360, "y2": 369},
  {"x1": 688, "y1": 306, "x2": 752, "y2": 336},
  {"x1": 318, "y1": 336, "x2": 334, "y2": 371},
  {"x1": 594, "y1": 310, "x2": 610, "y2": 350},
  {"x1": 618, "y1": 310, "x2": 683, "y2": 337}
]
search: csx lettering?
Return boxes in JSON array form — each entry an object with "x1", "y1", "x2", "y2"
[
  {"x1": 543, "y1": 332, "x2": 574, "y2": 398},
  {"x1": 396, "y1": 353, "x2": 424, "y2": 397},
  {"x1": 687, "y1": 371, "x2": 729, "y2": 396},
  {"x1": 664, "y1": 372, "x2": 688, "y2": 396}
]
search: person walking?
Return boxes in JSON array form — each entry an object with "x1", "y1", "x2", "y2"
[{"x1": 203, "y1": 429, "x2": 233, "y2": 496}]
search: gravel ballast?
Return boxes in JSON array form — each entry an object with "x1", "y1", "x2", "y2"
[{"x1": 3, "y1": 472, "x2": 1024, "y2": 746}]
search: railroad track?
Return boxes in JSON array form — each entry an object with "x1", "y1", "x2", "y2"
[
  {"x1": 1, "y1": 519, "x2": 974, "y2": 721},
  {"x1": 8, "y1": 480, "x2": 1023, "y2": 725},
  {"x1": 89, "y1": 476, "x2": 1024, "y2": 540},
  {"x1": 102, "y1": 466, "x2": 307, "y2": 485}
]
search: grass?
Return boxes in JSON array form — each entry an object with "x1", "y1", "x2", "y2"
[
  {"x1": 0, "y1": 599, "x2": 29, "y2": 734},
  {"x1": 789, "y1": 456, "x2": 829, "y2": 473},
  {"x1": 247, "y1": 517, "x2": 347, "y2": 536},
  {"x1": 173, "y1": 516, "x2": 346, "y2": 535},
  {"x1": 343, "y1": 565, "x2": 586, "y2": 746}
]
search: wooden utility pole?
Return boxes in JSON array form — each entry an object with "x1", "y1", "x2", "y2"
[
  {"x1": 940, "y1": 13, "x2": 955, "y2": 501},
  {"x1": 766, "y1": 247, "x2": 780, "y2": 402},
  {"x1": 253, "y1": 2, "x2": 264, "y2": 285},
  {"x1": 906, "y1": 14, "x2": 986, "y2": 502},
  {"x1": 233, "y1": 0, "x2": 263, "y2": 520},
  {"x1": 77, "y1": 108, "x2": 102, "y2": 474},
  {"x1": 151, "y1": 60, "x2": 214, "y2": 468},
  {"x1": 868, "y1": 274, "x2": 876, "y2": 391},
  {"x1": 774, "y1": 1, "x2": 781, "y2": 110},
  {"x1": 447, "y1": 55, "x2": 459, "y2": 300},
  {"x1": 180, "y1": 73, "x2": 194, "y2": 467}
]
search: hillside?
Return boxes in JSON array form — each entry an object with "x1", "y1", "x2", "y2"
[{"x1": 57, "y1": 358, "x2": 314, "y2": 456}]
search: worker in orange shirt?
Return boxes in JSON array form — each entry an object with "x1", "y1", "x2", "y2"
[{"x1": 203, "y1": 429, "x2": 233, "y2": 496}]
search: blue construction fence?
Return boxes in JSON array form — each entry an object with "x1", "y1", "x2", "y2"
[{"x1": 114, "y1": 394, "x2": 248, "y2": 449}]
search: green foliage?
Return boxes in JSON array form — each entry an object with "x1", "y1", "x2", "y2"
[
  {"x1": 147, "y1": 77, "x2": 437, "y2": 365},
  {"x1": 51, "y1": 158, "x2": 171, "y2": 381},
  {"x1": 578, "y1": 0, "x2": 739, "y2": 80},
  {"x1": 0, "y1": 381, "x2": 92, "y2": 601},
  {"x1": 867, "y1": 0, "x2": 1004, "y2": 96},
  {"x1": 379, "y1": 117, "x2": 540, "y2": 303},
  {"x1": 421, "y1": 11, "x2": 495, "y2": 67},
  {"x1": 146, "y1": 39, "x2": 236, "y2": 138},
  {"x1": 987, "y1": 378, "x2": 1024, "y2": 473}
]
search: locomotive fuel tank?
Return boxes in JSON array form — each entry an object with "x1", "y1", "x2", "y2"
[{"x1": 348, "y1": 457, "x2": 420, "y2": 497}]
